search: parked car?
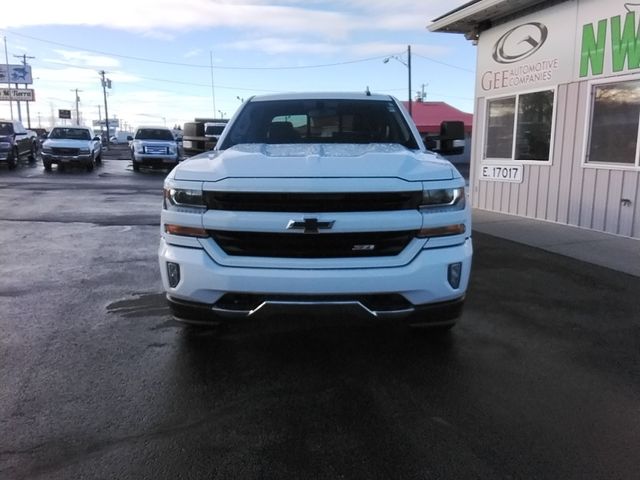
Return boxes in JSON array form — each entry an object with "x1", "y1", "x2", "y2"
[
  {"x1": 159, "y1": 92, "x2": 471, "y2": 331},
  {"x1": 41, "y1": 126, "x2": 102, "y2": 172},
  {"x1": 129, "y1": 126, "x2": 179, "y2": 172},
  {"x1": 31, "y1": 128, "x2": 48, "y2": 140},
  {"x1": 0, "y1": 120, "x2": 38, "y2": 169}
]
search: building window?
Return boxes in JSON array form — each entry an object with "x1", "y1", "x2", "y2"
[
  {"x1": 484, "y1": 89, "x2": 554, "y2": 162},
  {"x1": 587, "y1": 80, "x2": 640, "y2": 166}
]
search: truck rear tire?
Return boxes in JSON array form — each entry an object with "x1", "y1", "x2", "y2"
[
  {"x1": 43, "y1": 160, "x2": 52, "y2": 172},
  {"x1": 8, "y1": 148, "x2": 18, "y2": 169}
]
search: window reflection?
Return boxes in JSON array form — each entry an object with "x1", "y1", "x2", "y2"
[
  {"x1": 588, "y1": 80, "x2": 640, "y2": 165},
  {"x1": 485, "y1": 97, "x2": 515, "y2": 158},
  {"x1": 515, "y1": 91, "x2": 553, "y2": 161}
]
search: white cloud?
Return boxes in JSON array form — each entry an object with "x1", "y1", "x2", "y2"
[
  {"x1": 51, "y1": 50, "x2": 121, "y2": 68},
  {"x1": 1, "y1": 0, "x2": 469, "y2": 38}
]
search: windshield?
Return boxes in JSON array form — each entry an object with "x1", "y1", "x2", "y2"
[
  {"x1": 135, "y1": 128, "x2": 174, "y2": 141},
  {"x1": 205, "y1": 125, "x2": 225, "y2": 135},
  {"x1": 0, "y1": 122, "x2": 15, "y2": 135},
  {"x1": 49, "y1": 128, "x2": 91, "y2": 140},
  {"x1": 219, "y1": 99, "x2": 418, "y2": 150}
]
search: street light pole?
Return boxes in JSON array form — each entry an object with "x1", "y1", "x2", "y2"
[{"x1": 383, "y1": 45, "x2": 412, "y2": 117}]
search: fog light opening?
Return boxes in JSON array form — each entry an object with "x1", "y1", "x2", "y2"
[
  {"x1": 448, "y1": 262, "x2": 462, "y2": 289},
  {"x1": 167, "y1": 262, "x2": 181, "y2": 288}
]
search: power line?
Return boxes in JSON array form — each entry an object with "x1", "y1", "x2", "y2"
[
  {"x1": 2, "y1": 29, "x2": 391, "y2": 71},
  {"x1": 412, "y1": 52, "x2": 474, "y2": 73}
]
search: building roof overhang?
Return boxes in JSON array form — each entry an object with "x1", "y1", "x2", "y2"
[{"x1": 428, "y1": 0, "x2": 551, "y2": 37}]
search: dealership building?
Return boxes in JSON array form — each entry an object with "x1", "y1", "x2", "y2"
[{"x1": 430, "y1": 0, "x2": 640, "y2": 239}]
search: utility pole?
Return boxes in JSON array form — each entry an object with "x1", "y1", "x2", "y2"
[
  {"x1": 209, "y1": 51, "x2": 216, "y2": 117},
  {"x1": 71, "y1": 88, "x2": 82, "y2": 125},
  {"x1": 383, "y1": 45, "x2": 412, "y2": 116},
  {"x1": 407, "y1": 45, "x2": 412, "y2": 117},
  {"x1": 3, "y1": 37, "x2": 13, "y2": 120},
  {"x1": 99, "y1": 70, "x2": 111, "y2": 148},
  {"x1": 14, "y1": 53, "x2": 35, "y2": 127},
  {"x1": 420, "y1": 83, "x2": 428, "y2": 102}
]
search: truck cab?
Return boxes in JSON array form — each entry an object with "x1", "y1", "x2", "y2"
[{"x1": 0, "y1": 120, "x2": 38, "y2": 169}]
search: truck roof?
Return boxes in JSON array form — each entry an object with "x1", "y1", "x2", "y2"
[{"x1": 249, "y1": 92, "x2": 395, "y2": 102}]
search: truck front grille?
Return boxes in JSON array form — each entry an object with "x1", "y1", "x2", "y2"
[
  {"x1": 208, "y1": 230, "x2": 416, "y2": 258},
  {"x1": 144, "y1": 145, "x2": 169, "y2": 155},
  {"x1": 52, "y1": 147, "x2": 79, "y2": 155},
  {"x1": 203, "y1": 191, "x2": 422, "y2": 212}
]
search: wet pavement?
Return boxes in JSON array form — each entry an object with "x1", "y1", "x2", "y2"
[{"x1": 1, "y1": 158, "x2": 639, "y2": 479}]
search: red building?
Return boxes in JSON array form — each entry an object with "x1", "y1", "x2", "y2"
[
  {"x1": 403, "y1": 100, "x2": 473, "y2": 164},
  {"x1": 402, "y1": 100, "x2": 473, "y2": 136}
]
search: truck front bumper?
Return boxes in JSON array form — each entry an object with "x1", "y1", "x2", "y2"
[
  {"x1": 42, "y1": 153, "x2": 92, "y2": 165},
  {"x1": 159, "y1": 237, "x2": 472, "y2": 324}
]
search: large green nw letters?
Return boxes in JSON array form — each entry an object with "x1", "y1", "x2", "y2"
[{"x1": 580, "y1": 12, "x2": 640, "y2": 77}]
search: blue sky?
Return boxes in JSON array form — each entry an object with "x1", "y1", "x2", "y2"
[{"x1": 0, "y1": 0, "x2": 475, "y2": 131}]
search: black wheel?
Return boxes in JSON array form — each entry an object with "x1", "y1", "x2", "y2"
[
  {"x1": 43, "y1": 161, "x2": 52, "y2": 172},
  {"x1": 28, "y1": 143, "x2": 36, "y2": 162},
  {"x1": 8, "y1": 148, "x2": 18, "y2": 170},
  {"x1": 132, "y1": 161, "x2": 140, "y2": 172},
  {"x1": 86, "y1": 161, "x2": 94, "y2": 172},
  {"x1": 58, "y1": 163, "x2": 66, "y2": 172},
  {"x1": 95, "y1": 152, "x2": 102, "y2": 164}
]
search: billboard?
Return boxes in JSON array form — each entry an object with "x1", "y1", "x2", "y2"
[
  {"x1": 58, "y1": 109, "x2": 71, "y2": 119},
  {"x1": 0, "y1": 64, "x2": 33, "y2": 84}
]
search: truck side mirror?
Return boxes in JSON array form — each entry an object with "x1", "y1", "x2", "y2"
[
  {"x1": 127, "y1": 136, "x2": 133, "y2": 141},
  {"x1": 437, "y1": 120, "x2": 465, "y2": 155}
]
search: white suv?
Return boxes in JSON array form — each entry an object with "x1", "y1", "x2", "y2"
[
  {"x1": 130, "y1": 126, "x2": 179, "y2": 171},
  {"x1": 159, "y1": 93, "x2": 472, "y2": 330}
]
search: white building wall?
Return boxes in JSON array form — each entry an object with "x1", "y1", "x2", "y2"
[{"x1": 471, "y1": 0, "x2": 640, "y2": 239}]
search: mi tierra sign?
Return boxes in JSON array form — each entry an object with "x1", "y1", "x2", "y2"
[{"x1": 0, "y1": 88, "x2": 35, "y2": 101}]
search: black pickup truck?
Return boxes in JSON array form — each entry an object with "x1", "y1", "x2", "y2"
[{"x1": 0, "y1": 120, "x2": 38, "y2": 169}]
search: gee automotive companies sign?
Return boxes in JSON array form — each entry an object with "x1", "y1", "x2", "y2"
[{"x1": 476, "y1": 1, "x2": 575, "y2": 95}]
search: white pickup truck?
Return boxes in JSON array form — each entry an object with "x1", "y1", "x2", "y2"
[{"x1": 159, "y1": 92, "x2": 472, "y2": 331}]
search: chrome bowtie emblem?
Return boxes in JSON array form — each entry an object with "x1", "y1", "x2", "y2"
[{"x1": 286, "y1": 218, "x2": 335, "y2": 234}]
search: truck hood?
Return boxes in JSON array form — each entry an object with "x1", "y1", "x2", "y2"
[
  {"x1": 174, "y1": 144, "x2": 456, "y2": 182},
  {"x1": 44, "y1": 139, "x2": 91, "y2": 148}
]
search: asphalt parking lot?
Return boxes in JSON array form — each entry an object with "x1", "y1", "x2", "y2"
[{"x1": 1, "y1": 155, "x2": 639, "y2": 479}]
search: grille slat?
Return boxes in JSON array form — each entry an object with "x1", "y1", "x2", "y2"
[
  {"x1": 52, "y1": 147, "x2": 80, "y2": 155},
  {"x1": 144, "y1": 145, "x2": 169, "y2": 155},
  {"x1": 204, "y1": 191, "x2": 422, "y2": 212},
  {"x1": 208, "y1": 230, "x2": 415, "y2": 258}
]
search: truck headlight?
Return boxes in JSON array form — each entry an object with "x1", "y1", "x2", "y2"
[
  {"x1": 163, "y1": 185, "x2": 206, "y2": 213},
  {"x1": 0, "y1": 141, "x2": 11, "y2": 150},
  {"x1": 79, "y1": 147, "x2": 90, "y2": 154},
  {"x1": 42, "y1": 146, "x2": 53, "y2": 153},
  {"x1": 420, "y1": 187, "x2": 465, "y2": 212}
]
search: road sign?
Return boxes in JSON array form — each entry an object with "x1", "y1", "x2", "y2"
[
  {"x1": 0, "y1": 88, "x2": 35, "y2": 101},
  {"x1": 58, "y1": 109, "x2": 72, "y2": 119},
  {"x1": 0, "y1": 64, "x2": 33, "y2": 84}
]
